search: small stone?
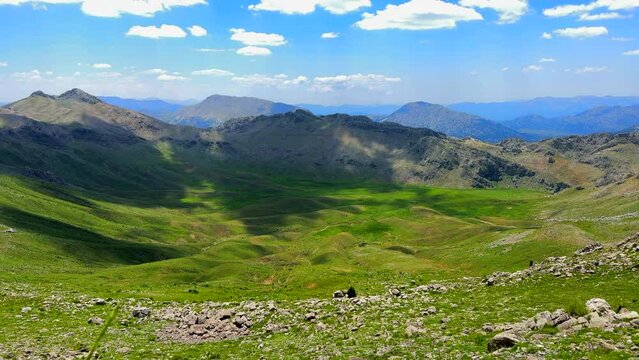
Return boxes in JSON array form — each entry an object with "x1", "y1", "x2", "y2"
[
  {"x1": 93, "y1": 298, "x2": 107, "y2": 306},
  {"x1": 21, "y1": 307, "x2": 31, "y2": 314},
  {"x1": 488, "y1": 332, "x2": 521, "y2": 352},
  {"x1": 88, "y1": 317, "x2": 104, "y2": 325},
  {"x1": 390, "y1": 288, "x2": 401, "y2": 297},
  {"x1": 132, "y1": 307, "x2": 150, "y2": 318},
  {"x1": 305, "y1": 312, "x2": 316, "y2": 321},
  {"x1": 586, "y1": 298, "x2": 612, "y2": 314},
  {"x1": 333, "y1": 290, "x2": 345, "y2": 299},
  {"x1": 422, "y1": 306, "x2": 437, "y2": 316}
]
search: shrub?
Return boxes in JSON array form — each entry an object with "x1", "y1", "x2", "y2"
[
  {"x1": 347, "y1": 286, "x2": 357, "y2": 298},
  {"x1": 565, "y1": 301, "x2": 588, "y2": 317}
]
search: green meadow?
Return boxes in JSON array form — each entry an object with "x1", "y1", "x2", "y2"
[{"x1": 1, "y1": 162, "x2": 637, "y2": 302}]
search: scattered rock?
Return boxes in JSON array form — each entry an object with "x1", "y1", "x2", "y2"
[
  {"x1": 389, "y1": 288, "x2": 401, "y2": 297},
  {"x1": 132, "y1": 307, "x2": 150, "y2": 318},
  {"x1": 88, "y1": 317, "x2": 104, "y2": 325},
  {"x1": 487, "y1": 332, "x2": 521, "y2": 352}
]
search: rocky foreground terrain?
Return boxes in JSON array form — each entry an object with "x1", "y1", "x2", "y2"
[{"x1": 2, "y1": 233, "x2": 638, "y2": 359}]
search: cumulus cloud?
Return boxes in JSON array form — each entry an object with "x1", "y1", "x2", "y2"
[
  {"x1": 553, "y1": 26, "x2": 608, "y2": 38},
  {"x1": 501, "y1": 67, "x2": 510, "y2": 71},
  {"x1": 522, "y1": 64, "x2": 542, "y2": 72},
  {"x1": 578, "y1": 12, "x2": 626, "y2": 20},
  {"x1": 623, "y1": 49, "x2": 639, "y2": 55},
  {"x1": 542, "y1": 32, "x2": 553, "y2": 39},
  {"x1": 126, "y1": 24, "x2": 187, "y2": 39},
  {"x1": 0, "y1": 0, "x2": 207, "y2": 17},
  {"x1": 321, "y1": 32, "x2": 339, "y2": 39},
  {"x1": 92, "y1": 63, "x2": 111, "y2": 69},
  {"x1": 143, "y1": 68, "x2": 168, "y2": 75},
  {"x1": 539, "y1": 58, "x2": 556, "y2": 63},
  {"x1": 0, "y1": 61, "x2": 7, "y2": 67},
  {"x1": 232, "y1": 74, "x2": 309, "y2": 87},
  {"x1": 612, "y1": 37, "x2": 635, "y2": 42},
  {"x1": 157, "y1": 73, "x2": 187, "y2": 81},
  {"x1": 544, "y1": 0, "x2": 639, "y2": 21},
  {"x1": 248, "y1": 0, "x2": 371, "y2": 15},
  {"x1": 458, "y1": 0, "x2": 528, "y2": 24},
  {"x1": 195, "y1": 48, "x2": 235, "y2": 52},
  {"x1": 12, "y1": 69, "x2": 43, "y2": 81},
  {"x1": 230, "y1": 28, "x2": 286, "y2": 46},
  {"x1": 310, "y1": 74, "x2": 401, "y2": 92},
  {"x1": 188, "y1": 25, "x2": 207, "y2": 37},
  {"x1": 191, "y1": 68, "x2": 234, "y2": 76},
  {"x1": 574, "y1": 66, "x2": 607, "y2": 74},
  {"x1": 236, "y1": 46, "x2": 272, "y2": 56},
  {"x1": 355, "y1": 0, "x2": 483, "y2": 31}
]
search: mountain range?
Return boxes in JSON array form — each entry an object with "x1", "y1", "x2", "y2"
[
  {"x1": 1, "y1": 89, "x2": 563, "y2": 190},
  {"x1": 169, "y1": 95, "x2": 298, "y2": 128},
  {"x1": 381, "y1": 102, "x2": 529, "y2": 143},
  {"x1": 450, "y1": 96, "x2": 639, "y2": 122},
  {"x1": 504, "y1": 106, "x2": 639, "y2": 137}
]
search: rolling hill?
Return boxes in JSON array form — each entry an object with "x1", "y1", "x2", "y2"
[
  {"x1": 171, "y1": 94, "x2": 298, "y2": 128},
  {"x1": 382, "y1": 102, "x2": 529, "y2": 143}
]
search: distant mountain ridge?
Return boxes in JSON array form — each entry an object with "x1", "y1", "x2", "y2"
[
  {"x1": 504, "y1": 105, "x2": 639, "y2": 138},
  {"x1": 298, "y1": 103, "x2": 401, "y2": 118},
  {"x1": 451, "y1": 96, "x2": 639, "y2": 122},
  {"x1": 100, "y1": 96, "x2": 183, "y2": 121},
  {"x1": 171, "y1": 95, "x2": 298, "y2": 128},
  {"x1": 382, "y1": 102, "x2": 529, "y2": 143}
]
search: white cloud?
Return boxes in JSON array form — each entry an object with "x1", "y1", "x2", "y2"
[
  {"x1": 92, "y1": 63, "x2": 111, "y2": 69},
  {"x1": 230, "y1": 28, "x2": 286, "y2": 46},
  {"x1": 458, "y1": 0, "x2": 528, "y2": 24},
  {"x1": 94, "y1": 71, "x2": 122, "y2": 78},
  {"x1": 157, "y1": 73, "x2": 187, "y2": 81},
  {"x1": 188, "y1": 25, "x2": 207, "y2": 37},
  {"x1": 248, "y1": 0, "x2": 371, "y2": 15},
  {"x1": 126, "y1": 24, "x2": 187, "y2": 39},
  {"x1": 574, "y1": 66, "x2": 607, "y2": 74},
  {"x1": 12, "y1": 69, "x2": 43, "y2": 80},
  {"x1": 0, "y1": 0, "x2": 207, "y2": 17},
  {"x1": 311, "y1": 73, "x2": 401, "y2": 92},
  {"x1": 0, "y1": 61, "x2": 7, "y2": 67},
  {"x1": 143, "y1": 68, "x2": 168, "y2": 75},
  {"x1": 191, "y1": 68, "x2": 234, "y2": 76},
  {"x1": 195, "y1": 48, "x2": 235, "y2": 52},
  {"x1": 542, "y1": 32, "x2": 553, "y2": 39},
  {"x1": 236, "y1": 46, "x2": 272, "y2": 56},
  {"x1": 553, "y1": 26, "x2": 608, "y2": 38},
  {"x1": 612, "y1": 37, "x2": 634, "y2": 42},
  {"x1": 579, "y1": 11, "x2": 626, "y2": 20},
  {"x1": 623, "y1": 49, "x2": 639, "y2": 55},
  {"x1": 522, "y1": 64, "x2": 542, "y2": 72},
  {"x1": 544, "y1": 0, "x2": 639, "y2": 21},
  {"x1": 539, "y1": 58, "x2": 556, "y2": 63},
  {"x1": 321, "y1": 32, "x2": 339, "y2": 39},
  {"x1": 501, "y1": 67, "x2": 510, "y2": 71},
  {"x1": 232, "y1": 74, "x2": 309, "y2": 87},
  {"x1": 355, "y1": 0, "x2": 483, "y2": 31}
]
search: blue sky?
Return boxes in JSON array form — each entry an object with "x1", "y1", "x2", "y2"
[{"x1": 0, "y1": 0, "x2": 638, "y2": 104}]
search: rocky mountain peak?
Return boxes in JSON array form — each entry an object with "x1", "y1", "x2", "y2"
[
  {"x1": 29, "y1": 90, "x2": 56, "y2": 99},
  {"x1": 58, "y1": 88, "x2": 103, "y2": 104}
]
